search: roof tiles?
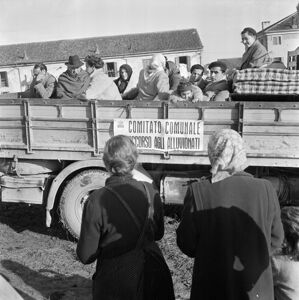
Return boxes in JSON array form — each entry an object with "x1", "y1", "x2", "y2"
[{"x1": 0, "y1": 29, "x2": 203, "y2": 66}]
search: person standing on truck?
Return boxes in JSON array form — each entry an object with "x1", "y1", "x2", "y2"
[
  {"x1": 177, "y1": 128, "x2": 284, "y2": 300},
  {"x1": 240, "y1": 27, "x2": 270, "y2": 70},
  {"x1": 202, "y1": 61, "x2": 230, "y2": 101},
  {"x1": 83, "y1": 54, "x2": 122, "y2": 100},
  {"x1": 56, "y1": 55, "x2": 90, "y2": 99},
  {"x1": 135, "y1": 53, "x2": 170, "y2": 101},
  {"x1": 77, "y1": 135, "x2": 174, "y2": 300},
  {"x1": 21, "y1": 63, "x2": 57, "y2": 99}
]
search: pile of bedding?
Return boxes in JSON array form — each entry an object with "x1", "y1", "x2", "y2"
[{"x1": 233, "y1": 68, "x2": 299, "y2": 95}]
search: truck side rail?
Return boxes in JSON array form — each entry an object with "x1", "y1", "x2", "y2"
[{"x1": 0, "y1": 98, "x2": 298, "y2": 167}]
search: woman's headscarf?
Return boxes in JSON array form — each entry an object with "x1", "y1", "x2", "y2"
[
  {"x1": 146, "y1": 54, "x2": 166, "y2": 74},
  {"x1": 114, "y1": 64, "x2": 133, "y2": 94},
  {"x1": 208, "y1": 129, "x2": 248, "y2": 183}
]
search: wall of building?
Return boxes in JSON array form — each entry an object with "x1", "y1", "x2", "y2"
[
  {"x1": 0, "y1": 50, "x2": 201, "y2": 94},
  {"x1": 264, "y1": 31, "x2": 299, "y2": 64}
]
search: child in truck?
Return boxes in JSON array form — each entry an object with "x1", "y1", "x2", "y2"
[
  {"x1": 169, "y1": 79, "x2": 203, "y2": 103},
  {"x1": 272, "y1": 206, "x2": 299, "y2": 300}
]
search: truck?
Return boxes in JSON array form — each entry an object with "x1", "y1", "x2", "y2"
[{"x1": 0, "y1": 95, "x2": 299, "y2": 238}]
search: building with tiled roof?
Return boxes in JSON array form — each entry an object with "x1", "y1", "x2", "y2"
[
  {"x1": 257, "y1": 4, "x2": 299, "y2": 66},
  {"x1": 0, "y1": 28, "x2": 203, "y2": 94}
]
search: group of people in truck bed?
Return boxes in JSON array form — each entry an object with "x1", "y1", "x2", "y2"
[{"x1": 21, "y1": 27, "x2": 288, "y2": 103}]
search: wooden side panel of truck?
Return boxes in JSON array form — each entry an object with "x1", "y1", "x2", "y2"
[
  {"x1": 0, "y1": 98, "x2": 299, "y2": 237},
  {"x1": 1, "y1": 99, "x2": 299, "y2": 165}
]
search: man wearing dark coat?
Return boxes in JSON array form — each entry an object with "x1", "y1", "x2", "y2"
[{"x1": 56, "y1": 55, "x2": 90, "y2": 99}]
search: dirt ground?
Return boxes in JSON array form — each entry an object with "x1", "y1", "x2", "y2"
[{"x1": 0, "y1": 203, "x2": 193, "y2": 300}]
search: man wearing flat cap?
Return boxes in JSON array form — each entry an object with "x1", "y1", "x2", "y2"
[{"x1": 56, "y1": 55, "x2": 91, "y2": 99}]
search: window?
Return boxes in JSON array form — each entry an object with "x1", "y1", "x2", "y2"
[
  {"x1": 272, "y1": 36, "x2": 282, "y2": 45},
  {"x1": 106, "y1": 62, "x2": 117, "y2": 77},
  {"x1": 142, "y1": 58, "x2": 151, "y2": 69},
  {"x1": 289, "y1": 55, "x2": 296, "y2": 62},
  {"x1": 175, "y1": 56, "x2": 191, "y2": 71},
  {"x1": 0, "y1": 72, "x2": 8, "y2": 87},
  {"x1": 274, "y1": 57, "x2": 282, "y2": 62}
]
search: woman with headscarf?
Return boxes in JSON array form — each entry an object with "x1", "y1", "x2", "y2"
[
  {"x1": 177, "y1": 129, "x2": 284, "y2": 300},
  {"x1": 136, "y1": 54, "x2": 170, "y2": 101},
  {"x1": 114, "y1": 64, "x2": 137, "y2": 100}
]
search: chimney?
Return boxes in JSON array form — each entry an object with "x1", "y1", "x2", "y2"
[
  {"x1": 94, "y1": 43, "x2": 100, "y2": 55},
  {"x1": 262, "y1": 21, "x2": 270, "y2": 30},
  {"x1": 292, "y1": 3, "x2": 299, "y2": 28},
  {"x1": 23, "y1": 50, "x2": 29, "y2": 60}
]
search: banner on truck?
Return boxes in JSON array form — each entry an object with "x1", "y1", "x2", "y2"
[{"x1": 113, "y1": 119, "x2": 204, "y2": 152}]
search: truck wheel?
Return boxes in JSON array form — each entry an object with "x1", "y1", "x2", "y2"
[{"x1": 59, "y1": 169, "x2": 109, "y2": 239}]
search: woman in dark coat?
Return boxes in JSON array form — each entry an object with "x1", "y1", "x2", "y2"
[
  {"x1": 114, "y1": 64, "x2": 136, "y2": 99},
  {"x1": 177, "y1": 129, "x2": 284, "y2": 300},
  {"x1": 77, "y1": 135, "x2": 174, "y2": 300}
]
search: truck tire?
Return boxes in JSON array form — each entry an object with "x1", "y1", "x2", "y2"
[{"x1": 59, "y1": 169, "x2": 109, "y2": 239}]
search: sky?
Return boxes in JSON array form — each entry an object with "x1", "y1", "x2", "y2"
[{"x1": 0, "y1": 0, "x2": 298, "y2": 64}]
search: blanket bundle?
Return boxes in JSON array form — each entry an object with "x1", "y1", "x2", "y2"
[{"x1": 234, "y1": 68, "x2": 299, "y2": 95}]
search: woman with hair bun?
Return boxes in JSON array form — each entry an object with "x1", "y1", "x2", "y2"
[
  {"x1": 77, "y1": 135, "x2": 174, "y2": 300},
  {"x1": 84, "y1": 54, "x2": 122, "y2": 100}
]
